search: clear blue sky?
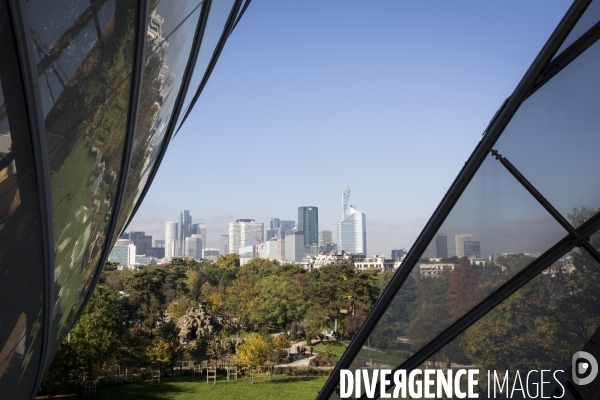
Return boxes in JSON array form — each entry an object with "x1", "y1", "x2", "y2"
[{"x1": 129, "y1": 0, "x2": 572, "y2": 255}]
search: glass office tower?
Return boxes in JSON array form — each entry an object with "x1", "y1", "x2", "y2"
[
  {"x1": 0, "y1": 0, "x2": 249, "y2": 397},
  {"x1": 319, "y1": 1, "x2": 600, "y2": 399}
]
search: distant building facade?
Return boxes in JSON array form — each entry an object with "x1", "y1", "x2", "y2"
[
  {"x1": 285, "y1": 230, "x2": 305, "y2": 262},
  {"x1": 202, "y1": 248, "x2": 220, "y2": 262},
  {"x1": 455, "y1": 233, "x2": 472, "y2": 258},
  {"x1": 228, "y1": 219, "x2": 264, "y2": 255},
  {"x1": 219, "y1": 235, "x2": 229, "y2": 256},
  {"x1": 298, "y1": 206, "x2": 318, "y2": 248},
  {"x1": 191, "y1": 223, "x2": 207, "y2": 250},
  {"x1": 165, "y1": 222, "x2": 179, "y2": 258}
]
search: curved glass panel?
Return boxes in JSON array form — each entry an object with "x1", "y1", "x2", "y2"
[
  {"x1": 496, "y1": 38, "x2": 600, "y2": 228},
  {"x1": 417, "y1": 243, "x2": 600, "y2": 400},
  {"x1": 26, "y1": 0, "x2": 140, "y2": 356},
  {"x1": 554, "y1": 0, "x2": 600, "y2": 58},
  {"x1": 114, "y1": 5, "x2": 203, "y2": 237},
  {"x1": 338, "y1": 155, "x2": 567, "y2": 378},
  {"x1": 151, "y1": 0, "x2": 202, "y2": 51},
  {"x1": 0, "y1": 1, "x2": 45, "y2": 395},
  {"x1": 175, "y1": 0, "x2": 236, "y2": 130}
]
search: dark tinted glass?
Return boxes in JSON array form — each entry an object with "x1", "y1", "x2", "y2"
[
  {"x1": 176, "y1": 0, "x2": 236, "y2": 130},
  {"x1": 420, "y1": 241, "x2": 600, "y2": 399},
  {"x1": 341, "y1": 155, "x2": 566, "y2": 376},
  {"x1": 26, "y1": 0, "x2": 140, "y2": 356},
  {"x1": 496, "y1": 39, "x2": 600, "y2": 228},
  {"x1": 554, "y1": 0, "x2": 600, "y2": 58},
  {"x1": 114, "y1": 5, "x2": 203, "y2": 237},
  {"x1": 0, "y1": 0, "x2": 45, "y2": 395}
]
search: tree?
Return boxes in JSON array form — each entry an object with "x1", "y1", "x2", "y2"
[
  {"x1": 225, "y1": 276, "x2": 258, "y2": 335},
  {"x1": 125, "y1": 267, "x2": 168, "y2": 335},
  {"x1": 237, "y1": 334, "x2": 272, "y2": 383},
  {"x1": 252, "y1": 275, "x2": 307, "y2": 329},
  {"x1": 215, "y1": 254, "x2": 240, "y2": 269},
  {"x1": 186, "y1": 268, "x2": 212, "y2": 302},
  {"x1": 445, "y1": 259, "x2": 479, "y2": 320}
]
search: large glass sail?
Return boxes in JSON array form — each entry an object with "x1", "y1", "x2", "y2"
[
  {"x1": 0, "y1": 0, "x2": 45, "y2": 396},
  {"x1": 26, "y1": 0, "x2": 140, "y2": 357},
  {"x1": 335, "y1": 155, "x2": 566, "y2": 379},
  {"x1": 496, "y1": 38, "x2": 600, "y2": 228}
]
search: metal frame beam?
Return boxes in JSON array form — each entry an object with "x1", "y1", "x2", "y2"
[
  {"x1": 358, "y1": 210, "x2": 600, "y2": 399},
  {"x1": 316, "y1": 1, "x2": 592, "y2": 398},
  {"x1": 6, "y1": 0, "x2": 55, "y2": 397},
  {"x1": 125, "y1": 0, "x2": 246, "y2": 229},
  {"x1": 173, "y1": 0, "x2": 244, "y2": 137}
]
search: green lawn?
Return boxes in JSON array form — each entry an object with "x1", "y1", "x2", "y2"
[
  {"x1": 73, "y1": 375, "x2": 328, "y2": 400},
  {"x1": 313, "y1": 342, "x2": 347, "y2": 357}
]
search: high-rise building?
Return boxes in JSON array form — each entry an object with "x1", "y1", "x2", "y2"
[
  {"x1": 266, "y1": 218, "x2": 295, "y2": 240},
  {"x1": 165, "y1": 222, "x2": 179, "y2": 258},
  {"x1": 179, "y1": 210, "x2": 192, "y2": 255},
  {"x1": 108, "y1": 240, "x2": 136, "y2": 267},
  {"x1": 423, "y1": 238, "x2": 437, "y2": 259},
  {"x1": 191, "y1": 223, "x2": 207, "y2": 250},
  {"x1": 278, "y1": 220, "x2": 295, "y2": 240},
  {"x1": 266, "y1": 218, "x2": 281, "y2": 241},
  {"x1": 455, "y1": 233, "x2": 472, "y2": 258},
  {"x1": 298, "y1": 207, "x2": 318, "y2": 248},
  {"x1": 464, "y1": 241, "x2": 481, "y2": 258},
  {"x1": 130, "y1": 231, "x2": 152, "y2": 256},
  {"x1": 185, "y1": 234, "x2": 202, "y2": 259},
  {"x1": 285, "y1": 229, "x2": 305, "y2": 262},
  {"x1": 228, "y1": 219, "x2": 264, "y2": 255},
  {"x1": 219, "y1": 235, "x2": 229, "y2": 256},
  {"x1": 436, "y1": 233, "x2": 448, "y2": 259},
  {"x1": 391, "y1": 249, "x2": 406, "y2": 260},
  {"x1": 318, "y1": 230, "x2": 334, "y2": 252},
  {"x1": 337, "y1": 188, "x2": 367, "y2": 255}
]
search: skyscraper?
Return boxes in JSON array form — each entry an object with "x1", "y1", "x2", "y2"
[
  {"x1": 464, "y1": 241, "x2": 481, "y2": 258},
  {"x1": 436, "y1": 233, "x2": 448, "y2": 259},
  {"x1": 129, "y1": 231, "x2": 152, "y2": 256},
  {"x1": 228, "y1": 219, "x2": 264, "y2": 255},
  {"x1": 185, "y1": 235, "x2": 202, "y2": 259},
  {"x1": 455, "y1": 233, "x2": 472, "y2": 258},
  {"x1": 191, "y1": 223, "x2": 207, "y2": 250},
  {"x1": 285, "y1": 229, "x2": 305, "y2": 262},
  {"x1": 298, "y1": 206, "x2": 318, "y2": 247},
  {"x1": 266, "y1": 218, "x2": 281, "y2": 241},
  {"x1": 165, "y1": 222, "x2": 179, "y2": 258},
  {"x1": 219, "y1": 235, "x2": 229, "y2": 256},
  {"x1": 337, "y1": 188, "x2": 367, "y2": 255},
  {"x1": 179, "y1": 210, "x2": 192, "y2": 255}
]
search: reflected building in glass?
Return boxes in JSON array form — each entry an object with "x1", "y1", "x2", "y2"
[{"x1": 0, "y1": 0, "x2": 249, "y2": 396}]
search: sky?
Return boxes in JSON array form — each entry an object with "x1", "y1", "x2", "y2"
[{"x1": 128, "y1": 0, "x2": 574, "y2": 256}]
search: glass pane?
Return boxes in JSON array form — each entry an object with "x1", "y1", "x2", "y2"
[
  {"x1": 496, "y1": 38, "x2": 600, "y2": 228},
  {"x1": 150, "y1": 0, "x2": 202, "y2": 51},
  {"x1": 26, "y1": 0, "x2": 140, "y2": 356},
  {"x1": 0, "y1": 0, "x2": 45, "y2": 395},
  {"x1": 115, "y1": 5, "x2": 204, "y2": 237},
  {"x1": 340, "y1": 155, "x2": 567, "y2": 377},
  {"x1": 175, "y1": 0, "x2": 236, "y2": 130},
  {"x1": 420, "y1": 242, "x2": 600, "y2": 399},
  {"x1": 554, "y1": 0, "x2": 600, "y2": 58}
]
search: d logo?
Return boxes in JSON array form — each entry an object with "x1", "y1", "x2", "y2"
[{"x1": 572, "y1": 351, "x2": 598, "y2": 386}]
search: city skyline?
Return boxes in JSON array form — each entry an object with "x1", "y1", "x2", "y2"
[{"x1": 128, "y1": 1, "x2": 573, "y2": 259}]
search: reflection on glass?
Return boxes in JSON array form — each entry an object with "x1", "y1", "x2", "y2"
[
  {"x1": 342, "y1": 155, "x2": 567, "y2": 375},
  {"x1": 420, "y1": 235, "x2": 600, "y2": 399},
  {"x1": 26, "y1": 0, "x2": 139, "y2": 356},
  {"x1": 554, "y1": 0, "x2": 600, "y2": 58},
  {"x1": 176, "y1": 0, "x2": 236, "y2": 130},
  {"x1": 0, "y1": 0, "x2": 45, "y2": 395},
  {"x1": 496, "y1": 40, "x2": 600, "y2": 228},
  {"x1": 114, "y1": 5, "x2": 204, "y2": 238}
]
